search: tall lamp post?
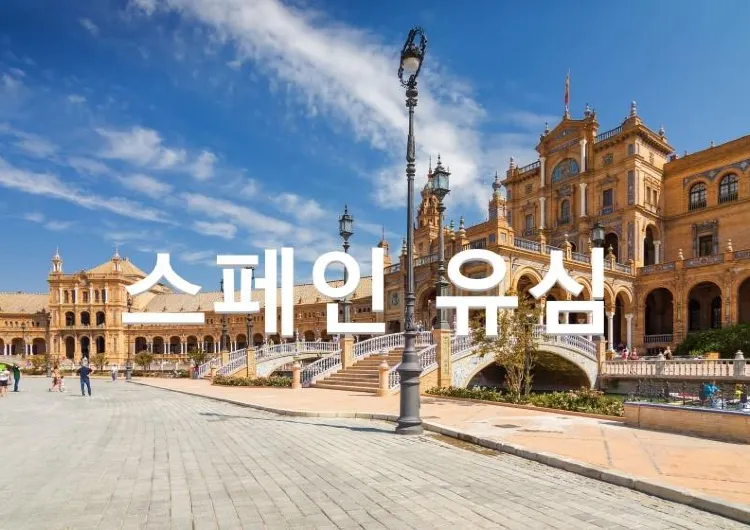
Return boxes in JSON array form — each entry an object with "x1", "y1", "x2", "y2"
[
  {"x1": 430, "y1": 157, "x2": 450, "y2": 329},
  {"x1": 125, "y1": 295, "x2": 133, "y2": 380},
  {"x1": 220, "y1": 279, "x2": 229, "y2": 353},
  {"x1": 20, "y1": 323, "x2": 27, "y2": 357},
  {"x1": 245, "y1": 266, "x2": 254, "y2": 348},
  {"x1": 44, "y1": 309, "x2": 52, "y2": 377},
  {"x1": 338, "y1": 205, "x2": 354, "y2": 324},
  {"x1": 396, "y1": 26, "x2": 427, "y2": 435}
]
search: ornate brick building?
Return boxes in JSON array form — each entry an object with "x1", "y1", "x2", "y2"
[{"x1": 1, "y1": 102, "x2": 749, "y2": 368}]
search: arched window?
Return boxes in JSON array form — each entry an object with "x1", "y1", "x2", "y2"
[
  {"x1": 719, "y1": 173, "x2": 738, "y2": 203},
  {"x1": 65, "y1": 312, "x2": 75, "y2": 326},
  {"x1": 559, "y1": 200, "x2": 571, "y2": 224},
  {"x1": 551, "y1": 158, "x2": 580, "y2": 183},
  {"x1": 688, "y1": 183, "x2": 706, "y2": 211}
]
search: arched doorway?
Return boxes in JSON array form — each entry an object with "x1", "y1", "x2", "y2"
[
  {"x1": 303, "y1": 330, "x2": 315, "y2": 341},
  {"x1": 643, "y1": 226, "x2": 656, "y2": 266},
  {"x1": 10, "y1": 338, "x2": 23, "y2": 355},
  {"x1": 645, "y1": 288, "x2": 674, "y2": 337},
  {"x1": 80, "y1": 337, "x2": 90, "y2": 359},
  {"x1": 252, "y1": 333, "x2": 264, "y2": 346},
  {"x1": 236, "y1": 334, "x2": 247, "y2": 349},
  {"x1": 134, "y1": 337, "x2": 147, "y2": 353},
  {"x1": 95, "y1": 336, "x2": 105, "y2": 354},
  {"x1": 739, "y1": 278, "x2": 750, "y2": 324},
  {"x1": 604, "y1": 233, "x2": 619, "y2": 261},
  {"x1": 65, "y1": 336, "x2": 75, "y2": 359},
  {"x1": 418, "y1": 288, "x2": 436, "y2": 330},
  {"x1": 32, "y1": 338, "x2": 46, "y2": 355},
  {"x1": 688, "y1": 282, "x2": 722, "y2": 331},
  {"x1": 203, "y1": 335, "x2": 215, "y2": 352},
  {"x1": 169, "y1": 336, "x2": 181, "y2": 354},
  {"x1": 186, "y1": 336, "x2": 199, "y2": 352},
  {"x1": 152, "y1": 337, "x2": 165, "y2": 355}
]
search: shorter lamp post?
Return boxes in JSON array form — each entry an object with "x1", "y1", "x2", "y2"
[
  {"x1": 338, "y1": 205, "x2": 354, "y2": 324},
  {"x1": 220, "y1": 279, "x2": 229, "y2": 353},
  {"x1": 245, "y1": 265, "x2": 255, "y2": 349},
  {"x1": 20, "y1": 323, "x2": 26, "y2": 357},
  {"x1": 125, "y1": 295, "x2": 133, "y2": 380},
  {"x1": 44, "y1": 310, "x2": 52, "y2": 377},
  {"x1": 429, "y1": 156, "x2": 450, "y2": 330}
]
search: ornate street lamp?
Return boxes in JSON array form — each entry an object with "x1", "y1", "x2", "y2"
[
  {"x1": 20, "y1": 322, "x2": 27, "y2": 357},
  {"x1": 591, "y1": 222, "x2": 605, "y2": 248},
  {"x1": 396, "y1": 26, "x2": 427, "y2": 435},
  {"x1": 339, "y1": 205, "x2": 354, "y2": 324},
  {"x1": 125, "y1": 295, "x2": 133, "y2": 380},
  {"x1": 245, "y1": 266, "x2": 254, "y2": 349},
  {"x1": 44, "y1": 309, "x2": 52, "y2": 377},
  {"x1": 430, "y1": 155, "x2": 450, "y2": 330}
]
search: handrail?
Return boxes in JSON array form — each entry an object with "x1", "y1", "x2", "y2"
[
  {"x1": 601, "y1": 358, "x2": 748, "y2": 378},
  {"x1": 595, "y1": 125, "x2": 623, "y2": 143}
]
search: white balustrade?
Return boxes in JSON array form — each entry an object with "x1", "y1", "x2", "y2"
[{"x1": 602, "y1": 358, "x2": 744, "y2": 379}]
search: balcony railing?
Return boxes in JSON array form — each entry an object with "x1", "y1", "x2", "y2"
[
  {"x1": 517, "y1": 160, "x2": 540, "y2": 173},
  {"x1": 414, "y1": 253, "x2": 439, "y2": 267},
  {"x1": 571, "y1": 251, "x2": 591, "y2": 264},
  {"x1": 522, "y1": 227, "x2": 537, "y2": 237},
  {"x1": 513, "y1": 237, "x2": 540, "y2": 252},
  {"x1": 685, "y1": 254, "x2": 724, "y2": 268},
  {"x1": 601, "y1": 359, "x2": 749, "y2": 379},
  {"x1": 639, "y1": 262, "x2": 676, "y2": 275},
  {"x1": 644, "y1": 334, "x2": 673, "y2": 344},
  {"x1": 688, "y1": 199, "x2": 706, "y2": 211},
  {"x1": 595, "y1": 125, "x2": 623, "y2": 143},
  {"x1": 384, "y1": 263, "x2": 400, "y2": 274},
  {"x1": 719, "y1": 191, "x2": 738, "y2": 204}
]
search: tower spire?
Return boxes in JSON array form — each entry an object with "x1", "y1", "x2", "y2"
[{"x1": 564, "y1": 69, "x2": 570, "y2": 118}]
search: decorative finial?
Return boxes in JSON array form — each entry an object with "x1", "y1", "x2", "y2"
[
  {"x1": 53, "y1": 247, "x2": 60, "y2": 259},
  {"x1": 564, "y1": 233, "x2": 569, "y2": 243},
  {"x1": 726, "y1": 239, "x2": 733, "y2": 252},
  {"x1": 449, "y1": 219, "x2": 455, "y2": 231},
  {"x1": 658, "y1": 125, "x2": 665, "y2": 137},
  {"x1": 677, "y1": 248, "x2": 684, "y2": 260},
  {"x1": 710, "y1": 140, "x2": 715, "y2": 148},
  {"x1": 459, "y1": 216, "x2": 465, "y2": 230},
  {"x1": 492, "y1": 171, "x2": 502, "y2": 194},
  {"x1": 381, "y1": 226, "x2": 385, "y2": 240},
  {"x1": 544, "y1": 122, "x2": 549, "y2": 134},
  {"x1": 684, "y1": 150, "x2": 688, "y2": 157},
  {"x1": 607, "y1": 245, "x2": 614, "y2": 257},
  {"x1": 428, "y1": 155, "x2": 432, "y2": 174},
  {"x1": 584, "y1": 102, "x2": 591, "y2": 117},
  {"x1": 113, "y1": 244, "x2": 120, "y2": 260},
  {"x1": 401, "y1": 238, "x2": 407, "y2": 256},
  {"x1": 509, "y1": 156, "x2": 516, "y2": 170},
  {"x1": 630, "y1": 101, "x2": 637, "y2": 118}
]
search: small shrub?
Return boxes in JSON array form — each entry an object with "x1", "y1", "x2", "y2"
[{"x1": 213, "y1": 375, "x2": 292, "y2": 387}]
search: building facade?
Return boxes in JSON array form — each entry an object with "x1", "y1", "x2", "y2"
[{"x1": 1, "y1": 102, "x2": 749, "y2": 368}]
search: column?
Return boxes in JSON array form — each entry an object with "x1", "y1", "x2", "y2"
[
  {"x1": 579, "y1": 139, "x2": 587, "y2": 171},
  {"x1": 89, "y1": 286, "x2": 93, "y2": 302},
  {"x1": 74, "y1": 287, "x2": 79, "y2": 304},
  {"x1": 103, "y1": 288, "x2": 107, "y2": 304},
  {"x1": 163, "y1": 342, "x2": 168, "y2": 354},
  {"x1": 58, "y1": 287, "x2": 62, "y2": 303},
  {"x1": 625, "y1": 314, "x2": 633, "y2": 350},
  {"x1": 539, "y1": 197, "x2": 546, "y2": 229},
  {"x1": 653, "y1": 241, "x2": 661, "y2": 264},
  {"x1": 539, "y1": 156, "x2": 546, "y2": 187},
  {"x1": 606, "y1": 312, "x2": 615, "y2": 350},
  {"x1": 579, "y1": 183, "x2": 587, "y2": 217}
]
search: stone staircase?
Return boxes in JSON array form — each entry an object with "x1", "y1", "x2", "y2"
[{"x1": 312, "y1": 348, "x2": 403, "y2": 393}]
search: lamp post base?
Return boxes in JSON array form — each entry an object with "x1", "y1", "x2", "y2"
[
  {"x1": 396, "y1": 361, "x2": 423, "y2": 435},
  {"x1": 125, "y1": 363, "x2": 133, "y2": 381}
]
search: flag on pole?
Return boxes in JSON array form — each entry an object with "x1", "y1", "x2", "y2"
[{"x1": 564, "y1": 69, "x2": 570, "y2": 111}]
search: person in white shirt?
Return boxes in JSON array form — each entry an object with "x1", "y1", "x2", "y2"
[{"x1": 0, "y1": 365, "x2": 9, "y2": 397}]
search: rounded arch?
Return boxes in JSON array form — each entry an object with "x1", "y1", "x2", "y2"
[
  {"x1": 134, "y1": 337, "x2": 148, "y2": 353},
  {"x1": 303, "y1": 330, "x2": 315, "y2": 341},
  {"x1": 688, "y1": 281, "x2": 722, "y2": 331},
  {"x1": 80, "y1": 336, "x2": 91, "y2": 359},
  {"x1": 65, "y1": 311, "x2": 75, "y2": 326},
  {"x1": 64, "y1": 336, "x2": 75, "y2": 359},
  {"x1": 186, "y1": 335, "x2": 199, "y2": 352},
  {"x1": 718, "y1": 172, "x2": 739, "y2": 203},
  {"x1": 614, "y1": 286, "x2": 634, "y2": 311},
  {"x1": 236, "y1": 334, "x2": 247, "y2": 349},
  {"x1": 252, "y1": 333, "x2": 264, "y2": 346},
  {"x1": 80, "y1": 311, "x2": 91, "y2": 326},
  {"x1": 643, "y1": 224, "x2": 658, "y2": 266},
  {"x1": 152, "y1": 336, "x2": 165, "y2": 354},
  {"x1": 644, "y1": 287, "x2": 674, "y2": 336},
  {"x1": 511, "y1": 268, "x2": 543, "y2": 293},
  {"x1": 32, "y1": 337, "x2": 46, "y2": 355},
  {"x1": 738, "y1": 276, "x2": 750, "y2": 325},
  {"x1": 203, "y1": 335, "x2": 215, "y2": 352},
  {"x1": 95, "y1": 311, "x2": 105, "y2": 326},
  {"x1": 95, "y1": 336, "x2": 105, "y2": 354},
  {"x1": 169, "y1": 336, "x2": 181, "y2": 354}
]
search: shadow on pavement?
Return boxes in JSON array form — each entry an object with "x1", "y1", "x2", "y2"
[{"x1": 198, "y1": 412, "x2": 392, "y2": 433}]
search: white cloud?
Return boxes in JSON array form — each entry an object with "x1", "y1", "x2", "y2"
[
  {"x1": 128, "y1": 0, "x2": 514, "y2": 213},
  {"x1": 45, "y1": 220, "x2": 75, "y2": 231},
  {"x1": 239, "y1": 178, "x2": 260, "y2": 198},
  {"x1": 1, "y1": 73, "x2": 22, "y2": 92},
  {"x1": 13, "y1": 132, "x2": 58, "y2": 158},
  {"x1": 179, "y1": 249, "x2": 215, "y2": 266},
  {"x1": 272, "y1": 192, "x2": 324, "y2": 221},
  {"x1": 97, "y1": 126, "x2": 186, "y2": 168},
  {"x1": 68, "y1": 156, "x2": 110, "y2": 176},
  {"x1": 192, "y1": 220, "x2": 237, "y2": 240},
  {"x1": 68, "y1": 94, "x2": 86, "y2": 104},
  {"x1": 23, "y1": 212, "x2": 44, "y2": 223},
  {"x1": 181, "y1": 192, "x2": 294, "y2": 236},
  {"x1": 118, "y1": 173, "x2": 174, "y2": 199},
  {"x1": 0, "y1": 157, "x2": 169, "y2": 223},
  {"x1": 8, "y1": 68, "x2": 24, "y2": 78},
  {"x1": 191, "y1": 150, "x2": 216, "y2": 180},
  {"x1": 79, "y1": 18, "x2": 100, "y2": 36}
]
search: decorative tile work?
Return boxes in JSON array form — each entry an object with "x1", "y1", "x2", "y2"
[
  {"x1": 548, "y1": 138, "x2": 579, "y2": 155},
  {"x1": 685, "y1": 255, "x2": 724, "y2": 268},
  {"x1": 735, "y1": 250, "x2": 750, "y2": 261},
  {"x1": 551, "y1": 158, "x2": 580, "y2": 183},
  {"x1": 639, "y1": 262, "x2": 676, "y2": 275},
  {"x1": 682, "y1": 158, "x2": 750, "y2": 187},
  {"x1": 627, "y1": 171, "x2": 634, "y2": 205},
  {"x1": 628, "y1": 222, "x2": 634, "y2": 260}
]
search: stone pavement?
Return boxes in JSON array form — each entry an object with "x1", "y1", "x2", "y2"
[
  {"x1": 0, "y1": 379, "x2": 746, "y2": 530},
  {"x1": 139, "y1": 379, "x2": 750, "y2": 509}
]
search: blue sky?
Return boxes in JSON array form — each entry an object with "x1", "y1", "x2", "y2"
[{"x1": 1, "y1": 0, "x2": 749, "y2": 292}]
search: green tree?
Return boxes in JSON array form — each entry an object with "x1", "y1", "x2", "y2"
[
  {"x1": 134, "y1": 350, "x2": 154, "y2": 371},
  {"x1": 92, "y1": 352, "x2": 109, "y2": 371},
  {"x1": 472, "y1": 291, "x2": 542, "y2": 403},
  {"x1": 187, "y1": 348, "x2": 210, "y2": 368}
]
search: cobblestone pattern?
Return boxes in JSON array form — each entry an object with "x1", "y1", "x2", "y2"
[{"x1": 0, "y1": 379, "x2": 746, "y2": 530}]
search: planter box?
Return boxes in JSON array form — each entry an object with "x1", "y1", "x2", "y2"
[{"x1": 624, "y1": 402, "x2": 750, "y2": 443}]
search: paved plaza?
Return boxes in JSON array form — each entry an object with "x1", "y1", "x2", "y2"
[{"x1": 0, "y1": 379, "x2": 746, "y2": 530}]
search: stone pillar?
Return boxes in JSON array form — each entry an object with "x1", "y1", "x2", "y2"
[
  {"x1": 539, "y1": 197, "x2": 546, "y2": 229},
  {"x1": 221, "y1": 347, "x2": 229, "y2": 366},
  {"x1": 432, "y1": 328, "x2": 452, "y2": 388},
  {"x1": 291, "y1": 361, "x2": 301, "y2": 389},
  {"x1": 653, "y1": 241, "x2": 661, "y2": 264},
  {"x1": 595, "y1": 336, "x2": 607, "y2": 388},
  {"x1": 579, "y1": 183, "x2": 587, "y2": 217},
  {"x1": 625, "y1": 314, "x2": 633, "y2": 350},
  {"x1": 340, "y1": 335, "x2": 355, "y2": 369},
  {"x1": 606, "y1": 312, "x2": 615, "y2": 350},
  {"x1": 734, "y1": 351, "x2": 746, "y2": 378},
  {"x1": 377, "y1": 359, "x2": 389, "y2": 397},
  {"x1": 539, "y1": 156, "x2": 546, "y2": 188},
  {"x1": 245, "y1": 347, "x2": 257, "y2": 378},
  {"x1": 580, "y1": 139, "x2": 587, "y2": 171}
]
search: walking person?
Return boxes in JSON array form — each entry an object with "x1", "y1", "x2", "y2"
[
  {"x1": 79, "y1": 360, "x2": 93, "y2": 397},
  {"x1": 49, "y1": 368, "x2": 61, "y2": 392},
  {"x1": 11, "y1": 364, "x2": 20, "y2": 392},
  {"x1": 0, "y1": 365, "x2": 9, "y2": 397},
  {"x1": 110, "y1": 365, "x2": 118, "y2": 382}
]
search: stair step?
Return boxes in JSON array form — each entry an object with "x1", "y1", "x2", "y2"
[
  {"x1": 323, "y1": 376, "x2": 379, "y2": 385},
  {"x1": 313, "y1": 382, "x2": 378, "y2": 393}
]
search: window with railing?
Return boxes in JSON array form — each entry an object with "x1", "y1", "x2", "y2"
[
  {"x1": 559, "y1": 199, "x2": 570, "y2": 225},
  {"x1": 601, "y1": 188, "x2": 613, "y2": 214},
  {"x1": 719, "y1": 173, "x2": 738, "y2": 203},
  {"x1": 523, "y1": 214, "x2": 535, "y2": 236},
  {"x1": 689, "y1": 182, "x2": 707, "y2": 210}
]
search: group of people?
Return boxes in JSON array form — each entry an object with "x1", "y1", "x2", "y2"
[
  {"x1": 0, "y1": 363, "x2": 21, "y2": 397},
  {"x1": 616, "y1": 345, "x2": 640, "y2": 360}
]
